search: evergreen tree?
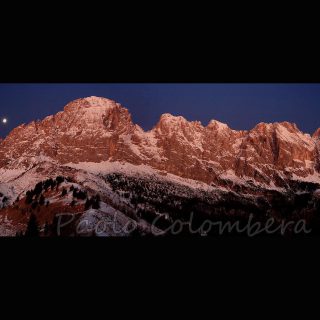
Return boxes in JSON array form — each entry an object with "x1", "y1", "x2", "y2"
[
  {"x1": 25, "y1": 190, "x2": 34, "y2": 204},
  {"x1": 61, "y1": 188, "x2": 67, "y2": 197},
  {"x1": 51, "y1": 180, "x2": 57, "y2": 190},
  {"x1": 56, "y1": 176, "x2": 64, "y2": 185},
  {"x1": 73, "y1": 188, "x2": 78, "y2": 198},
  {"x1": 43, "y1": 179, "x2": 52, "y2": 191},
  {"x1": 85, "y1": 198, "x2": 92, "y2": 210},
  {"x1": 92, "y1": 195, "x2": 101, "y2": 209},
  {"x1": 25, "y1": 214, "x2": 40, "y2": 237},
  {"x1": 39, "y1": 194, "x2": 45, "y2": 206},
  {"x1": 77, "y1": 190, "x2": 87, "y2": 200},
  {"x1": 92, "y1": 199, "x2": 100, "y2": 210},
  {"x1": 34, "y1": 182, "x2": 43, "y2": 195},
  {"x1": 31, "y1": 201, "x2": 38, "y2": 210},
  {"x1": 72, "y1": 189, "x2": 87, "y2": 200}
]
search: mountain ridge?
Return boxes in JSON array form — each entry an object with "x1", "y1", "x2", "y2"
[
  {"x1": 1, "y1": 96, "x2": 320, "y2": 189},
  {"x1": 3, "y1": 96, "x2": 319, "y2": 136}
]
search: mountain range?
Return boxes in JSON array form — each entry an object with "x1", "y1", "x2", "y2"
[{"x1": 1, "y1": 96, "x2": 320, "y2": 236}]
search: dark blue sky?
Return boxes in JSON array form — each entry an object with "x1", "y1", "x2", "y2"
[{"x1": 0, "y1": 84, "x2": 320, "y2": 137}]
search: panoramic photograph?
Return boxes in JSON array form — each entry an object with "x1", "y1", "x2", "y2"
[{"x1": 0, "y1": 83, "x2": 320, "y2": 237}]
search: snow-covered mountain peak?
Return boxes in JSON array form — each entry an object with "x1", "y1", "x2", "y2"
[
  {"x1": 63, "y1": 96, "x2": 119, "y2": 113},
  {"x1": 251, "y1": 121, "x2": 302, "y2": 136},
  {"x1": 253, "y1": 122, "x2": 273, "y2": 130},
  {"x1": 83, "y1": 96, "x2": 119, "y2": 108},
  {"x1": 155, "y1": 113, "x2": 190, "y2": 134},
  {"x1": 207, "y1": 119, "x2": 229, "y2": 131},
  {"x1": 159, "y1": 113, "x2": 187, "y2": 123}
]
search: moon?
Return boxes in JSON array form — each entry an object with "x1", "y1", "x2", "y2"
[{"x1": 2, "y1": 118, "x2": 7, "y2": 124}]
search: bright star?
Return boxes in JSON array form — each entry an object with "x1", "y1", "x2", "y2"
[{"x1": 2, "y1": 118, "x2": 7, "y2": 124}]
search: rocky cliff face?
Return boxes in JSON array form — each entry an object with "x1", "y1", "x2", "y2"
[{"x1": 1, "y1": 96, "x2": 320, "y2": 188}]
